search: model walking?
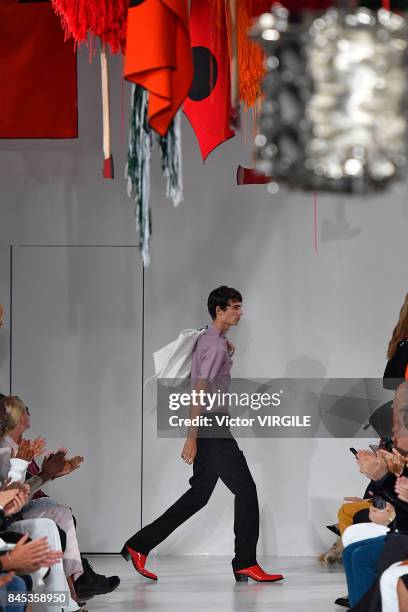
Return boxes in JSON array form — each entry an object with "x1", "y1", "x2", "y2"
[{"x1": 121, "y1": 286, "x2": 284, "y2": 583}]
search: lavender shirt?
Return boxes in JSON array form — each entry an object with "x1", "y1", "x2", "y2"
[{"x1": 191, "y1": 324, "x2": 233, "y2": 412}]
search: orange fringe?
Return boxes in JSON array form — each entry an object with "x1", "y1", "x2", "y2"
[
  {"x1": 236, "y1": 0, "x2": 265, "y2": 109},
  {"x1": 210, "y1": 0, "x2": 266, "y2": 110}
]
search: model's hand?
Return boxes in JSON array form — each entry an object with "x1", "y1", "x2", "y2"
[
  {"x1": 369, "y1": 502, "x2": 396, "y2": 526},
  {"x1": 378, "y1": 448, "x2": 406, "y2": 476},
  {"x1": 395, "y1": 476, "x2": 408, "y2": 502},
  {"x1": 181, "y1": 439, "x2": 197, "y2": 465},
  {"x1": 356, "y1": 450, "x2": 388, "y2": 481},
  {"x1": 226, "y1": 340, "x2": 235, "y2": 356}
]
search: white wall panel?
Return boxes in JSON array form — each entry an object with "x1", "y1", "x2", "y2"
[
  {"x1": 0, "y1": 247, "x2": 10, "y2": 394},
  {"x1": 12, "y1": 246, "x2": 142, "y2": 552}
]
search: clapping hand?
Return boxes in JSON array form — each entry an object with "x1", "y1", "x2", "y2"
[
  {"x1": 15, "y1": 437, "x2": 47, "y2": 462},
  {"x1": 40, "y1": 450, "x2": 66, "y2": 481},
  {"x1": 395, "y1": 476, "x2": 408, "y2": 502},
  {"x1": 53, "y1": 455, "x2": 84, "y2": 479},
  {"x1": 0, "y1": 485, "x2": 21, "y2": 510},
  {"x1": 356, "y1": 450, "x2": 389, "y2": 481},
  {"x1": 1, "y1": 482, "x2": 30, "y2": 516},
  {"x1": 378, "y1": 448, "x2": 406, "y2": 477},
  {"x1": 2, "y1": 534, "x2": 63, "y2": 573},
  {"x1": 0, "y1": 480, "x2": 30, "y2": 515}
]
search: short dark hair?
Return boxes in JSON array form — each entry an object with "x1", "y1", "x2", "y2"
[{"x1": 207, "y1": 286, "x2": 242, "y2": 320}]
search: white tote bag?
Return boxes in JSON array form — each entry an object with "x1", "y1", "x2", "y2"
[{"x1": 147, "y1": 327, "x2": 207, "y2": 387}]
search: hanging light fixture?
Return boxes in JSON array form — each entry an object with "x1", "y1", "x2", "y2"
[{"x1": 251, "y1": 4, "x2": 408, "y2": 192}]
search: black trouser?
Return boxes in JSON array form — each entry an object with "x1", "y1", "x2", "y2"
[{"x1": 126, "y1": 421, "x2": 259, "y2": 571}]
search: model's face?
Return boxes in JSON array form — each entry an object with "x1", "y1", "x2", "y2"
[{"x1": 216, "y1": 300, "x2": 243, "y2": 327}]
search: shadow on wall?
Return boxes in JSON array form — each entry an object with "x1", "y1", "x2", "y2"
[{"x1": 322, "y1": 200, "x2": 362, "y2": 243}]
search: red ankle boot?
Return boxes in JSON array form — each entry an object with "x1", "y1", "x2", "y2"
[
  {"x1": 234, "y1": 564, "x2": 284, "y2": 583},
  {"x1": 121, "y1": 545, "x2": 158, "y2": 580}
]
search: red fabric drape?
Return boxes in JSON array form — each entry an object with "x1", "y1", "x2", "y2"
[
  {"x1": 124, "y1": 0, "x2": 193, "y2": 137},
  {"x1": 183, "y1": 0, "x2": 234, "y2": 161},
  {"x1": 0, "y1": 1, "x2": 78, "y2": 138}
]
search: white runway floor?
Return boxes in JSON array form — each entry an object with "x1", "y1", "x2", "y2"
[{"x1": 84, "y1": 555, "x2": 347, "y2": 612}]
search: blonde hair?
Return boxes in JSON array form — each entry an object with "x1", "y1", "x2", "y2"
[
  {"x1": 3, "y1": 396, "x2": 26, "y2": 432},
  {"x1": 387, "y1": 294, "x2": 408, "y2": 360}
]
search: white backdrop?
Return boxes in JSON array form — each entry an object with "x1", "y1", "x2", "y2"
[{"x1": 0, "y1": 48, "x2": 406, "y2": 554}]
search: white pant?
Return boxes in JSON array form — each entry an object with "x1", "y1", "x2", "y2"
[
  {"x1": 342, "y1": 523, "x2": 390, "y2": 547},
  {"x1": 380, "y1": 561, "x2": 408, "y2": 612},
  {"x1": 11, "y1": 517, "x2": 79, "y2": 612},
  {"x1": 23, "y1": 497, "x2": 83, "y2": 579}
]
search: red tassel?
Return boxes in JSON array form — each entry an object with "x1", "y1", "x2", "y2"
[
  {"x1": 51, "y1": 0, "x2": 128, "y2": 53},
  {"x1": 103, "y1": 155, "x2": 114, "y2": 179}
]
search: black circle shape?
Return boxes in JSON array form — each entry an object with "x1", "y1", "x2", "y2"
[
  {"x1": 188, "y1": 46, "x2": 218, "y2": 102},
  {"x1": 129, "y1": 0, "x2": 147, "y2": 6}
]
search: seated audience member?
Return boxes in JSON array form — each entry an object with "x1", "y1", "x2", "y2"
[
  {"x1": 0, "y1": 480, "x2": 70, "y2": 612},
  {"x1": 383, "y1": 294, "x2": 408, "y2": 391},
  {"x1": 0, "y1": 395, "x2": 119, "y2": 604},
  {"x1": 1, "y1": 484, "x2": 30, "y2": 612},
  {"x1": 380, "y1": 557, "x2": 408, "y2": 612},
  {"x1": 341, "y1": 382, "x2": 408, "y2": 611},
  {"x1": 0, "y1": 573, "x2": 27, "y2": 612}
]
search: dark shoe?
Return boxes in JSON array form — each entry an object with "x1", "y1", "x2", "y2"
[
  {"x1": 326, "y1": 524, "x2": 341, "y2": 537},
  {"x1": 121, "y1": 545, "x2": 158, "y2": 580},
  {"x1": 74, "y1": 557, "x2": 120, "y2": 598},
  {"x1": 334, "y1": 596, "x2": 350, "y2": 607},
  {"x1": 233, "y1": 564, "x2": 284, "y2": 583}
]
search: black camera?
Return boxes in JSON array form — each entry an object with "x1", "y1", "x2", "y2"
[{"x1": 372, "y1": 496, "x2": 386, "y2": 510}]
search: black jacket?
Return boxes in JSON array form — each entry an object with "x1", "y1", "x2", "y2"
[{"x1": 383, "y1": 338, "x2": 408, "y2": 390}]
